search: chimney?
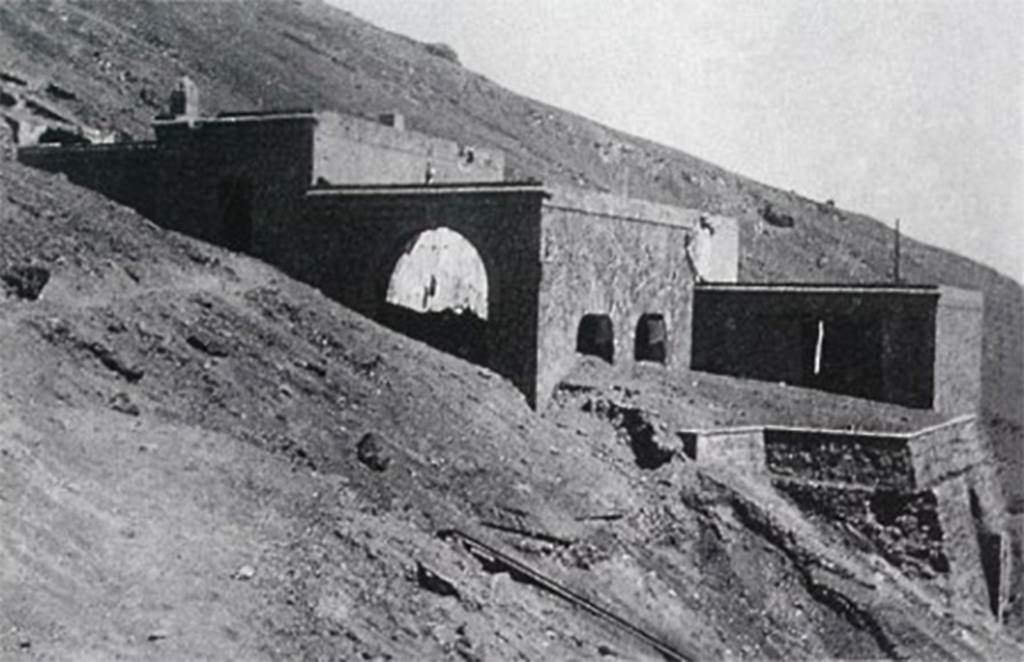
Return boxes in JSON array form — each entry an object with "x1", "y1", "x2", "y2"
[
  {"x1": 378, "y1": 111, "x2": 405, "y2": 131},
  {"x1": 169, "y1": 76, "x2": 200, "y2": 119}
]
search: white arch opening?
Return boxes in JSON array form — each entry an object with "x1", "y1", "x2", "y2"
[{"x1": 385, "y1": 227, "x2": 488, "y2": 319}]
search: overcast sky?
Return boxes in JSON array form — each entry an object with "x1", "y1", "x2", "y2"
[{"x1": 329, "y1": 0, "x2": 1023, "y2": 281}]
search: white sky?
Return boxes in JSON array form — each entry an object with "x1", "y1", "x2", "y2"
[{"x1": 329, "y1": 0, "x2": 1023, "y2": 281}]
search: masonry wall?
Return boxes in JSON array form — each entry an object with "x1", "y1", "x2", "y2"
[
  {"x1": 313, "y1": 112, "x2": 504, "y2": 185},
  {"x1": 757, "y1": 417, "x2": 1008, "y2": 617},
  {"x1": 678, "y1": 427, "x2": 764, "y2": 473},
  {"x1": 763, "y1": 428, "x2": 916, "y2": 488},
  {"x1": 294, "y1": 187, "x2": 545, "y2": 404},
  {"x1": 691, "y1": 287, "x2": 941, "y2": 408},
  {"x1": 536, "y1": 188, "x2": 700, "y2": 403},
  {"x1": 907, "y1": 417, "x2": 983, "y2": 486},
  {"x1": 17, "y1": 143, "x2": 160, "y2": 218},
  {"x1": 152, "y1": 116, "x2": 316, "y2": 258},
  {"x1": 933, "y1": 286, "x2": 984, "y2": 414}
]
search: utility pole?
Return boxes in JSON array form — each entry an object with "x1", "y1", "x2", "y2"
[{"x1": 893, "y1": 218, "x2": 902, "y2": 283}]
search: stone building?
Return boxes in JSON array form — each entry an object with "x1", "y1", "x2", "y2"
[
  {"x1": 18, "y1": 81, "x2": 736, "y2": 406},
  {"x1": 17, "y1": 79, "x2": 1006, "y2": 622}
]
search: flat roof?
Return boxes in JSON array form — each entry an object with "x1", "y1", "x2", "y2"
[
  {"x1": 696, "y1": 282, "x2": 940, "y2": 295},
  {"x1": 306, "y1": 181, "x2": 548, "y2": 197},
  {"x1": 152, "y1": 111, "x2": 317, "y2": 127}
]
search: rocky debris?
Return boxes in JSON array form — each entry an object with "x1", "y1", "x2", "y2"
[
  {"x1": 582, "y1": 398, "x2": 676, "y2": 469},
  {"x1": 759, "y1": 203, "x2": 796, "y2": 228},
  {"x1": 232, "y1": 564, "x2": 256, "y2": 581},
  {"x1": 89, "y1": 340, "x2": 144, "y2": 382},
  {"x1": 357, "y1": 432, "x2": 391, "y2": 472},
  {"x1": 44, "y1": 82, "x2": 78, "y2": 101},
  {"x1": 424, "y1": 42, "x2": 460, "y2": 64},
  {"x1": 109, "y1": 391, "x2": 140, "y2": 416},
  {"x1": 415, "y1": 562, "x2": 460, "y2": 599},
  {"x1": 146, "y1": 629, "x2": 169, "y2": 642},
  {"x1": 0, "y1": 70, "x2": 28, "y2": 86},
  {"x1": 37, "y1": 319, "x2": 145, "y2": 382},
  {"x1": 1, "y1": 264, "x2": 50, "y2": 300},
  {"x1": 185, "y1": 329, "x2": 230, "y2": 357}
]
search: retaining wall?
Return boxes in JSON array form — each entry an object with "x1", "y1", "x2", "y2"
[
  {"x1": 679, "y1": 415, "x2": 1008, "y2": 618},
  {"x1": 677, "y1": 426, "x2": 764, "y2": 473}
]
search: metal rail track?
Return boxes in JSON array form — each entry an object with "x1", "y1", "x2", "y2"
[{"x1": 439, "y1": 529, "x2": 697, "y2": 662}]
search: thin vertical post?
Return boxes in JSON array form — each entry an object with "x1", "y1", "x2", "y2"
[{"x1": 893, "y1": 218, "x2": 901, "y2": 283}]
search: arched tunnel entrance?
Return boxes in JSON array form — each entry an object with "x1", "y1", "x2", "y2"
[{"x1": 380, "y1": 227, "x2": 490, "y2": 364}]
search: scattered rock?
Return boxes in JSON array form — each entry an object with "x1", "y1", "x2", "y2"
[
  {"x1": 357, "y1": 432, "x2": 391, "y2": 472},
  {"x1": 146, "y1": 629, "x2": 169, "y2": 642},
  {"x1": 582, "y1": 398, "x2": 676, "y2": 469},
  {"x1": 109, "y1": 391, "x2": 140, "y2": 416},
  {"x1": 186, "y1": 330, "x2": 230, "y2": 357},
  {"x1": 0, "y1": 70, "x2": 28, "y2": 86},
  {"x1": 88, "y1": 341, "x2": 144, "y2": 382},
  {"x1": 759, "y1": 203, "x2": 795, "y2": 229},
  {"x1": 424, "y1": 42, "x2": 460, "y2": 64},
  {"x1": 416, "y1": 561, "x2": 460, "y2": 599},
  {"x1": 1, "y1": 264, "x2": 50, "y2": 300},
  {"x1": 45, "y1": 82, "x2": 78, "y2": 101},
  {"x1": 233, "y1": 564, "x2": 256, "y2": 580}
]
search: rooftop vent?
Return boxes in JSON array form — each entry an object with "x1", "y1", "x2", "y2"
[{"x1": 168, "y1": 76, "x2": 200, "y2": 119}]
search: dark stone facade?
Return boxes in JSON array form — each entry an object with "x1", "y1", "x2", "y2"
[
  {"x1": 16, "y1": 104, "x2": 732, "y2": 406},
  {"x1": 691, "y1": 284, "x2": 983, "y2": 413},
  {"x1": 296, "y1": 184, "x2": 545, "y2": 404}
]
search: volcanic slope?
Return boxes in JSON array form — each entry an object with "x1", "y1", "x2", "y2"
[
  {"x1": 0, "y1": 0, "x2": 1019, "y2": 508},
  {"x1": 3, "y1": 147, "x2": 1022, "y2": 658}
]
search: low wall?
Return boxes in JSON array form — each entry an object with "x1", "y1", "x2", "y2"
[
  {"x1": 906, "y1": 416, "x2": 982, "y2": 487},
  {"x1": 17, "y1": 142, "x2": 159, "y2": 218},
  {"x1": 677, "y1": 426, "x2": 764, "y2": 473},
  {"x1": 681, "y1": 415, "x2": 1006, "y2": 617},
  {"x1": 313, "y1": 111, "x2": 504, "y2": 185}
]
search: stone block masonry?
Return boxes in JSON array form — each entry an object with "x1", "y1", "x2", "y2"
[
  {"x1": 679, "y1": 416, "x2": 1010, "y2": 620},
  {"x1": 677, "y1": 427, "x2": 765, "y2": 474},
  {"x1": 536, "y1": 189, "x2": 738, "y2": 402}
]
